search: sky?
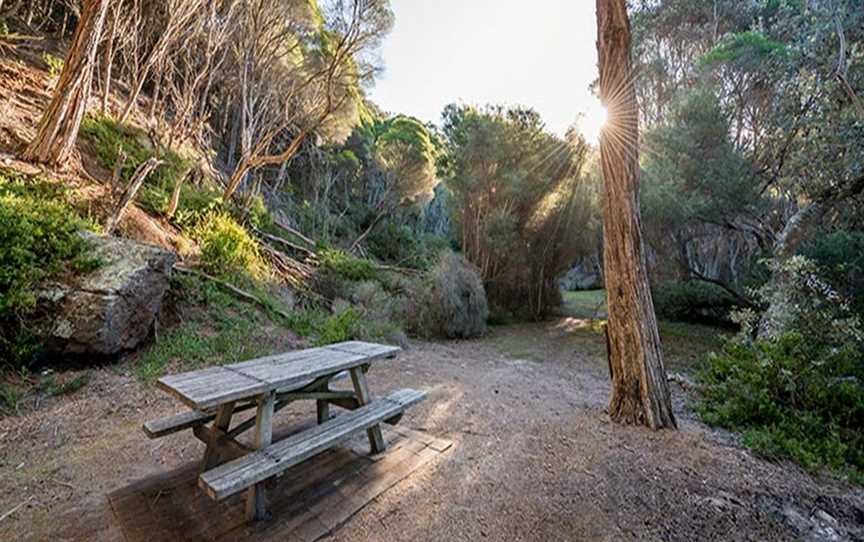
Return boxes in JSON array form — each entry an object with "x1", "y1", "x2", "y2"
[{"x1": 368, "y1": 0, "x2": 603, "y2": 140}]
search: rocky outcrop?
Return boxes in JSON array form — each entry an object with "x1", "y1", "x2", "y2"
[{"x1": 38, "y1": 233, "x2": 175, "y2": 357}]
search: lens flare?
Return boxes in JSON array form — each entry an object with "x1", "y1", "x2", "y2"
[{"x1": 578, "y1": 100, "x2": 608, "y2": 145}]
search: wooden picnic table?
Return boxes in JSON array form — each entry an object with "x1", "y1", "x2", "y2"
[{"x1": 143, "y1": 341, "x2": 425, "y2": 522}]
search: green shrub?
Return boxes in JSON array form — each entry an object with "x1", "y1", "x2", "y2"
[
  {"x1": 653, "y1": 280, "x2": 738, "y2": 324},
  {"x1": 41, "y1": 372, "x2": 91, "y2": 397},
  {"x1": 41, "y1": 52, "x2": 63, "y2": 77},
  {"x1": 80, "y1": 115, "x2": 191, "y2": 212},
  {"x1": 193, "y1": 212, "x2": 267, "y2": 281},
  {"x1": 366, "y1": 223, "x2": 449, "y2": 270},
  {"x1": 698, "y1": 332, "x2": 864, "y2": 478},
  {"x1": 318, "y1": 248, "x2": 378, "y2": 282},
  {"x1": 0, "y1": 19, "x2": 9, "y2": 37},
  {"x1": 313, "y1": 307, "x2": 362, "y2": 346},
  {"x1": 698, "y1": 258, "x2": 864, "y2": 480},
  {"x1": 0, "y1": 381, "x2": 22, "y2": 413},
  {"x1": 0, "y1": 173, "x2": 99, "y2": 367},
  {"x1": 407, "y1": 251, "x2": 488, "y2": 339}
]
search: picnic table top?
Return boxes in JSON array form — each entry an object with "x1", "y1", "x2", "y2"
[{"x1": 157, "y1": 341, "x2": 401, "y2": 411}]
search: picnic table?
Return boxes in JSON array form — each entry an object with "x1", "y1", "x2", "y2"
[{"x1": 142, "y1": 341, "x2": 425, "y2": 522}]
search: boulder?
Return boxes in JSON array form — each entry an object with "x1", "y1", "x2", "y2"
[
  {"x1": 38, "y1": 233, "x2": 176, "y2": 357},
  {"x1": 560, "y1": 254, "x2": 603, "y2": 291}
]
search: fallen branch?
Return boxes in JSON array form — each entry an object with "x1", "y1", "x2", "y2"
[
  {"x1": 688, "y1": 269, "x2": 758, "y2": 310},
  {"x1": 255, "y1": 228, "x2": 317, "y2": 259},
  {"x1": 272, "y1": 219, "x2": 317, "y2": 247},
  {"x1": 0, "y1": 497, "x2": 32, "y2": 523},
  {"x1": 173, "y1": 265, "x2": 293, "y2": 320}
]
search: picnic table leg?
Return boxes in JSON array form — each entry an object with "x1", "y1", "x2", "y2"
[
  {"x1": 246, "y1": 391, "x2": 275, "y2": 522},
  {"x1": 349, "y1": 366, "x2": 386, "y2": 454},
  {"x1": 316, "y1": 398, "x2": 330, "y2": 424},
  {"x1": 199, "y1": 401, "x2": 236, "y2": 474}
]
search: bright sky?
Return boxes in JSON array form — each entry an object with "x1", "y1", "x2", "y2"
[{"x1": 369, "y1": 0, "x2": 603, "y2": 141}]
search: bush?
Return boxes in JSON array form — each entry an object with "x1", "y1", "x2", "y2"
[
  {"x1": 698, "y1": 333, "x2": 864, "y2": 478},
  {"x1": 0, "y1": 173, "x2": 99, "y2": 367},
  {"x1": 318, "y1": 248, "x2": 378, "y2": 282},
  {"x1": 408, "y1": 251, "x2": 488, "y2": 339},
  {"x1": 698, "y1": 257, "x2": 864, "y2": 480},
  {"x1": 366, "y1": 223, "x2": 449, "y2": 270},
  {"x1": 313, "y1": 307, "x2": 363, "y2": 346},
  {"x1": 193, "y1": 212, "x2": 267, "y2": 281},
  {"x1": 653, "y1": 280, "x2": 738, "y2": 324}
]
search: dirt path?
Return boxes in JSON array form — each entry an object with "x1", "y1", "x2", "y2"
[{"x1": 2, "y1": 318, "x2": 863, "y2": 541}]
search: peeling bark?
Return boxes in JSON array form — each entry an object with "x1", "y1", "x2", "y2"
[
  {"x1": 596, "y1": 0, "x2": 676, "y2": 430},
  {"x1": 23, "y1": 0, "x2": 109, "y2": 166}
]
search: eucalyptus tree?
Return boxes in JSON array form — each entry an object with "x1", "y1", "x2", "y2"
[
  {"x1": 440, "y1": 104, "x2": 594, "y2": 319},
  {"x1": 24, "y1": 0, "x2": 109, "y2": 166},
  {"x1": 220, "y1": 0, "x2": 394, "y2": 201},
  {"x1": 596, "y1": 0, "x2": 676, "y2": 429}
]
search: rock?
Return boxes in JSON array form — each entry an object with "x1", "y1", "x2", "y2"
[
  {"x1": 37, "y1": 233, "x2": 176, "y2": 357},
  {"x1": 560, "y1": 254, "x2": 603, "y2": 291}
]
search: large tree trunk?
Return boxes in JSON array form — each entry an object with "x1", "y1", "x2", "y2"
[
  {"x1": 596, "y1": 0, "x2": 676, "y2": 430},
  {"x1": 23, "y1": 0, "x2": 109, "y2": 166}
]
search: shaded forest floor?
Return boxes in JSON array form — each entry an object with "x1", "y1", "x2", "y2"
[{"x1": 2, "y1": 295, "x2": 863, "y2": 541}]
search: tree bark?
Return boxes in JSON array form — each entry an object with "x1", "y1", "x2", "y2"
[
  {"x1": 23, "y1": 0, "x2": 109, "y2": 166},
  {"x1": 596, "y1": 0, "x2": 676, "y2": 430}
]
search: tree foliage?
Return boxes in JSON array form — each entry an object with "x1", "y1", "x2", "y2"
[{"x1": 440, "y1": 104, "x2": 597, "y2": 319}]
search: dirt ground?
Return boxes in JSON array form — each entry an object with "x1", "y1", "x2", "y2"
[{"x1": 2, "y1": 316, "x2": 863, "y2": 542}]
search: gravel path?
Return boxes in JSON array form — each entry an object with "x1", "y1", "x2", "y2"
[{"x1": 1, "y1": 319, "x2": 863, "y2": 541}]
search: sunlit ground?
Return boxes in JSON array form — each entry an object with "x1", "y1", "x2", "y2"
[{"x1": 489, "y1": 289, "x2": 728, "y2": 374}]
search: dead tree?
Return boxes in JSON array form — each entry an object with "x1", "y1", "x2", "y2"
[
  {"x1": 596, "y1": 0, "x2": 676, "y2": 429},
  {"x1": 118, "y1": 0, "x2": 204, "y2": 123},
  {"x1": 105, "y1": 157, "x2": 163, "y2": 234},
  {"x1": 23, "y1": 0, "x2": 109, "y2": 166}
]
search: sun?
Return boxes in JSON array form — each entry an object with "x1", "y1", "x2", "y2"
[{"x1": 577, "y1": 99, "x2": 609, "y2": 145}]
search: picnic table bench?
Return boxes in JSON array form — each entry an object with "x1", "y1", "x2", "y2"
[{"x1": 142, "y1": 341, "x2": 425, "y2": 522}]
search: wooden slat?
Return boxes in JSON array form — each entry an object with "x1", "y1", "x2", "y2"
[
  {"x1": 156, "y1": 343, "x2": 400, "y2": 411},
  {"x1": 143, "y1": 410, "x2": 213, "y2": 438},
  {"x1": 199, "y1": 389, "x2": 426, "y2": 501},
  {"x1": 157, "y1": 367, "x2": 269, "y2": 411}
]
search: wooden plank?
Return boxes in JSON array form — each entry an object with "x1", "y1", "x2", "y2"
[
  {"x1": 143, "y1": 409, "x2": 213, "y2": 439},
  {"x1": 246, "y1": 392, "x2": 275, "y2": 522},
  {"x1": 157, "y1": 343, "x2": 400, "y2": 411},
  {"x1": 157, "y1": 367, "x2": 269, "y2": 411},
  {"x1": 350, "y1": 367, "x2": 386, "y2": 454},
  {"x1": 199, "y1": 389, "x2": 426, "y2": 501}
]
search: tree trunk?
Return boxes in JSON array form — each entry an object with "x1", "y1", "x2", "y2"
[
  {"x1": 596, "y1": 0, "x2": 676, "y2": 430},
  {"x1": 23, "y1": 0, "x2": 109, "y2": 166}
]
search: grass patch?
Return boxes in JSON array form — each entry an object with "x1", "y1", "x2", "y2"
[
  {"x1": 134, "y1": 274, "x2": 289, "y2": 381},
  {"x1": 41, "y1": 371, "x2": 91, "y2": 397},
  {"x1": 0, "y1": 380, "x2": 23, "y2": 413},
  {"x1": 561, "y1": 289, "x2": 607, "y2": 319}
]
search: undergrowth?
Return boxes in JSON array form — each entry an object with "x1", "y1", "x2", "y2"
[
  {"x1": 698, "y1": 333, "x2": 864, "y2": 482},
  {"x1": 80, "y1": 115, "x2": 192, "y2": 214},
  {"x1": 0, "y1": 172, "x2": 101, "y2": 368}
]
